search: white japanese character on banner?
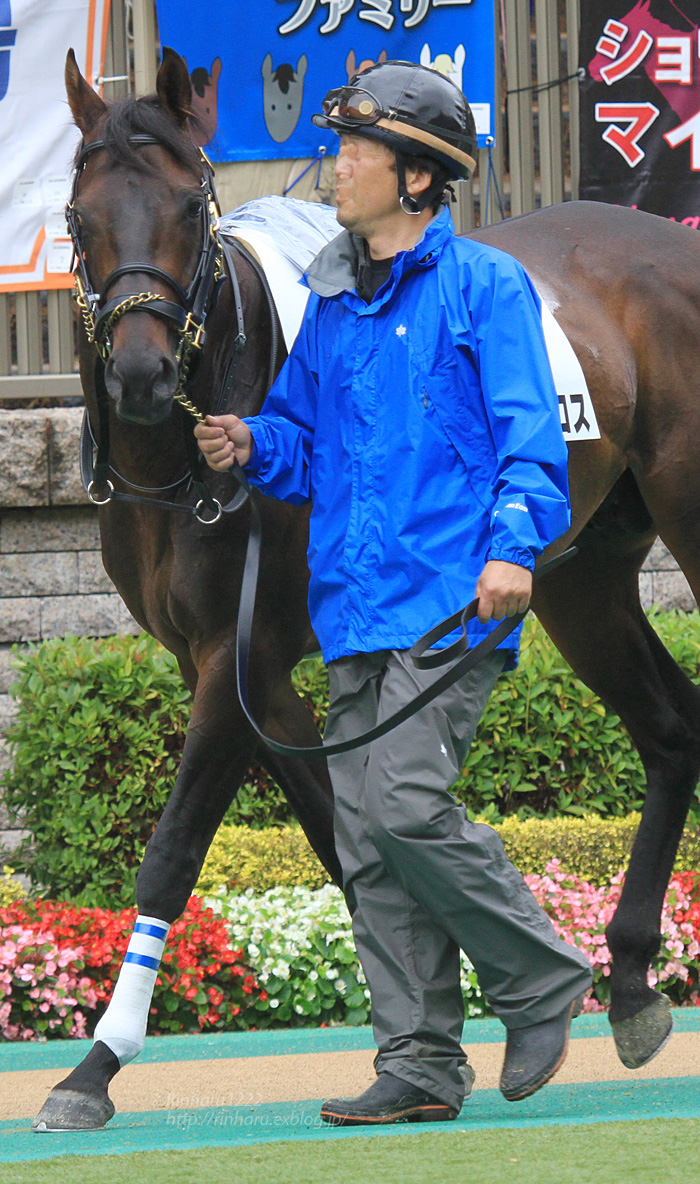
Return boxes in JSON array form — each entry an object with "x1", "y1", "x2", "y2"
[
  {"x1": 278, "y1": 0, "x2": 319, "y2": 35},
  {"x1": 360, "y1": 0, "x2": 394, "y2": 31},
  {"x1": 400, "y1": 0, "x2": 429, "y2": 28},
  {"x1": 278, "y1": 0, "x2": 356, "y2": 35},
  {"x1": 320, "y1": 0, "x2": 355, "y2": 34},
  {"x1": 400, "y1": 0, "x2": 473, "y2": 31}
]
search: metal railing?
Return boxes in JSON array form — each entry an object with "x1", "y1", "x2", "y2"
[{"x1": 0, "y1": 0, "x2": 581, "y2": 398}]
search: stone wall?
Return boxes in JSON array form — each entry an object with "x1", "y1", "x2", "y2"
[{"x1": 0, "y1": 407, "x2": 698, "y2": 860}]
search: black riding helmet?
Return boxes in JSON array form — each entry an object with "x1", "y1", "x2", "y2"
[{"x1": 312, "y1": 60, "x2": 477, "y2": 214}]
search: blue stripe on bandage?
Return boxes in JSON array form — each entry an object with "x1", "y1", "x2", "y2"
[
  {"x1": 134, "y1": 922, "x2": 169, "y2": 940},
  {"x1": 124, "y1": 951, "x2": 161, "y2": 971}
]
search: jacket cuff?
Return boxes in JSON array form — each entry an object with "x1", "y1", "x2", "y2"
[
  {"x1": 485, "y1": 545, "x2": 536, "y2": 572},
  {"x1": 242, "y1": 419, "x2": 265, "y2": 475}
]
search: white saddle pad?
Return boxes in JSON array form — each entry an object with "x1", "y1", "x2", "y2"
[
  {"x1": 219, "y1": 197, "x2": 600, "y2": 442},
  {"x1": 220, "y1": 196, "x2": 341, "y2": 351}
]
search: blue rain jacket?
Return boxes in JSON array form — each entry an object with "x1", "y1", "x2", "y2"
[{"x1": 244, "y1": 206, "x2": 570, "y2": 666}]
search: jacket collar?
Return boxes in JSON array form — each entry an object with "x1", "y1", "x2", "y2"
[{"x1": 304, "y1": 203, "x2": 455, "y2": 300}]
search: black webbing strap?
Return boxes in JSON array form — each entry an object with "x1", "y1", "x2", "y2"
[
  {"x1": 211, "y1": 237, "x2": 247, "y2": 416},
  {"x1": 231, "y1": 455, "x2": 577, "y2": 759},
  {"x1": 219, "y1": 235, "x2": 282, "y2": 398}
]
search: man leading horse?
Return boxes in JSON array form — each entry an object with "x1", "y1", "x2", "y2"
[{"x1": 196, "y1": 61, "x2": 593, "y2": 1125}]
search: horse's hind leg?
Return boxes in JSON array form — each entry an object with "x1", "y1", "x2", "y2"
[{"x1": 533, "y1": 505, "x2": 700, "y2": 1067}]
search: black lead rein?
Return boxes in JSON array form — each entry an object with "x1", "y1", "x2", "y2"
[{"x1": 231, "y1": 447, "x2": 577, "y2": 759}]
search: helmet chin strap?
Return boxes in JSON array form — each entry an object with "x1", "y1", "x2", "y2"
[{"x1": 395, "y1": 152, "x2": 445, "y2": 216}]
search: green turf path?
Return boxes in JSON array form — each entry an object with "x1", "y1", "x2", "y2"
[
  {"x1": 2, "y1": 1009, "x2": 699, "y2": 1074},
  {"x1": 4, "y1": 1076, "x2": 700, "y2": 1163},
  {"x1": 6, "y1": 1118, "x2": 700, "y2": 1184}
]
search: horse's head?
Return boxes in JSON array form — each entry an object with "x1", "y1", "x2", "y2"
[{"x1": 66, "y1": 48, "x2": 219, "y2": 425}]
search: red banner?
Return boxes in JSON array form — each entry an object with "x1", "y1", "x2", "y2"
[{"x1": 579, "y1": 1, "x2": 700, "y2": 228}]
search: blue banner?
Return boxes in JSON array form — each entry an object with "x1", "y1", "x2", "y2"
[{"x1": 154, "y1": 0, "x2": 495, "y2": 161}]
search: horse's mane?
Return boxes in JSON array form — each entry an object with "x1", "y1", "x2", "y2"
[{"x1": 79, "y1": 95, "x2": 201, "y2": 174}]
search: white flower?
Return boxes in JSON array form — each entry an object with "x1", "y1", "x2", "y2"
[{"x1": 269, "y1": 998, "x2": 280, "y2": 1008}]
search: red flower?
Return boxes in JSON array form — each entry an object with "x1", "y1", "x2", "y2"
[{"x1": 0, "y1": 895, "x2": 262, "y2": 1040}]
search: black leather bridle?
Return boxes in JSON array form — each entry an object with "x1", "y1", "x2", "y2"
[{"x1": 68, "y1": 133, "x2": 249, "y2": 523}]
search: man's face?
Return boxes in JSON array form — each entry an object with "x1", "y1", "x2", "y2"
[{"x1": 334, "y1": 134, "x2": 400, "y2": 235}]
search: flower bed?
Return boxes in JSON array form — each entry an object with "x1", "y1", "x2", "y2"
[
  {"x1": 206, "y1": 864, "x2": 700, "y2": 1023},
  {"x1": 526, "y1": 864, "x2": 700, "y2": 1010},
  {"x1": 204, "y1": 883, "x2": 488, "y2": 1025},
  {"x1": 1, "y1": 866, "x2": 698, "y2": 1041},
  {"x1": 0, "y1": 896, "x2": 265, "y2": 1041}
]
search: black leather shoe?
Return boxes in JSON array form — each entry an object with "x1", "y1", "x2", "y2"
[
  {"x1": 500, "y1": 996, "x2": 581, "y2": 1101},
  {"x1": 320, "y1": 1071, "x2": 461, "y2": 1126}
]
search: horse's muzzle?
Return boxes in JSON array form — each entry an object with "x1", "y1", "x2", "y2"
[{"x1": 105, "y1": 352, "x2": 178, "y2": 425}]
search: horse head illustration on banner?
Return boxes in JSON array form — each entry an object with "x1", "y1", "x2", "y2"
[
  {"x1": 188, "y1": 56, "x2": 222, "y2": 147},
  {"x1": 261, "y1": 52, "x2": 308, "y2": 143}
]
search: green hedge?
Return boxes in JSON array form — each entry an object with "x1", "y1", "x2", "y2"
[
  {"x1": 456, "y1": 608, "x2": 700, "y2": 821},
  {"x1": 196, "y1": 815, "x2": 700, "y2": 894},
  {"x1": 4, "y1": 611, "x2": 700, "y2": 906},
  {"x1": 3, "y1": 635, "x2": 190, "y2": 908}
]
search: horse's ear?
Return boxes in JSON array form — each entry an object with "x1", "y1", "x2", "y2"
[
  {"x1": 156, "y1": 46, "x2": 192, "y2": 127},
  {"x1": 65, "y1": 48, "x2": 107, "y2": 136}
]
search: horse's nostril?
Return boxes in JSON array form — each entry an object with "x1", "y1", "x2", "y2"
[
  {"x1": 153, "y1": 356, "x2": 178, "y2": 401},
  {"x1": 103, "y1": 357, "x2": 123, "y2": 400}
]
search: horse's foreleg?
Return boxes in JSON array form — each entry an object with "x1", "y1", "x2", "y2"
[
  {"x1": 533, "y1": 527, "x2": 700, "y2": 1069},
  {"x1": 32, "y1": 656, "x2": 259, "y2": 1132}
]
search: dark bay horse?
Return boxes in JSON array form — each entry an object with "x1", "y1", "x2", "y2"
[{"x1": 34, "y1": 48, "x2": 700, "y2": 1129}]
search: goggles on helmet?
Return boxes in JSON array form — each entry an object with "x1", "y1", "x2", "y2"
[{"x1": 321, "y1": 86, "x2": 387, "y2": 125}]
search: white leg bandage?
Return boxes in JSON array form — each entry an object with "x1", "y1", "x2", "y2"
[{"x1": 93, "y1": 914, "x2": 170, "y2": 1066}]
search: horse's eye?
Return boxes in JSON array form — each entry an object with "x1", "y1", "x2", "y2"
[{"x1": 186, "y1": 198, "x2": 203, "y2": 221}]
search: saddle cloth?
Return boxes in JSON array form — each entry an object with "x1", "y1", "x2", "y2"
[{"x1": 219, "y1": 196, "x2": 600, "y2": 443}]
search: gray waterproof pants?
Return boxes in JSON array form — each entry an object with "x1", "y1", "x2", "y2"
[{"x1": 325, "y1": 648, "x2": 593, "y2": 1111}]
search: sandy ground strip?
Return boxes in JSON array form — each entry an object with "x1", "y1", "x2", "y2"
[{"x1": 2, "y1": 1031, "x2": 698, "y2": 1124}]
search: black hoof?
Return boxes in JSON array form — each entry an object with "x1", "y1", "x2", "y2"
[
  {"x1": 610, "y1": 993, "x2": 673, "y2": 1069},
  {"x1": 32, "y1": 1087, "x2": 115, "y2": 1132}
]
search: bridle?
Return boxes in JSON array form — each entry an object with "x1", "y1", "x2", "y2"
[
  {"x1": 68, "y1": 133, "x2": 249, "y2": 523},
  {"x1": 69, "y1": 134, "x2": 224, "y2": 409}
]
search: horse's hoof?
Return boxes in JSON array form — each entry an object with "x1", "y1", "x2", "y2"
[
  {"x1": 610, "y1": 994, "x2": 673, "y2": 1069},
  {"x1": 31, "y1": 1087, "x2": 115, "y2": 1132}
]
